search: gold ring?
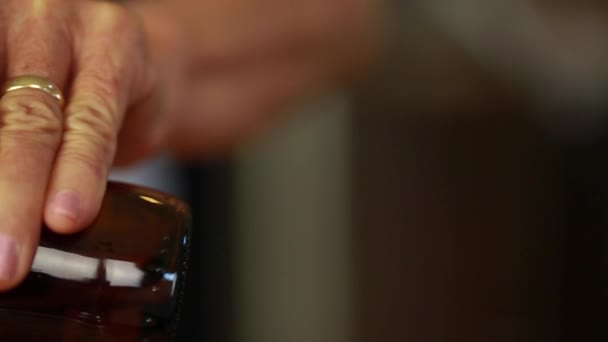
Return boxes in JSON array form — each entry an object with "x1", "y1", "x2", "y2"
[{"x1": 2, "y1": 75, "x2": 65, "y2": 108}]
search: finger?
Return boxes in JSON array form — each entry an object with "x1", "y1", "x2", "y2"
[
  {"x1": 114, "y1": 2, "x2": 185, "y2": 166},
  {"x1": 5, "y1": 1, "x2": 72, "y2": 84},
  {"x1": 113, "y1": 85, "x2": 168, "y2": 166},
  {"x1": 44, "y1": 2, "x2": 153, "y2": 233},
  {"x1": 168, "y1": 53, "x2": 325, "y2": 156},
  {"x1": 0, "y1": 2, "x2": 71, "y2": 290}
]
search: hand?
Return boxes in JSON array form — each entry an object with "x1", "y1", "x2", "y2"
[
  {"x1": 135, "y1": 0, "x2": 383, "y2": 157},
  {"x1": 0, "y1": 0, "x2": 382, "y2": 291},
  {"x1": 0, "y1": 0, "x2": 160, "y2": 290}
]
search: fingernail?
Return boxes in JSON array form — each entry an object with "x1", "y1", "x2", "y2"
[
  {"x1": 0, "y1": 235, "x2": 17, "y2": 280},
  {"x1": 50, "y1": 190, "x2": 81, "y2": 222}
]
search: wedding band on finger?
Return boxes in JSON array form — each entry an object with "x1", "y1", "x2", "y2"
[{"x1": 2, "y1": 75, "x2": 65, "y2": 109}]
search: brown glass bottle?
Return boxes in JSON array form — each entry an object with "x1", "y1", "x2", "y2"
[{"x1": 0, "y1": 181, "x2": 192, "y2": 342}]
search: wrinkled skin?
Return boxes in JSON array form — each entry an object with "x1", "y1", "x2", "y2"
[{"x1": 0, "y1": 0, "x2": 381, "y2": 291}]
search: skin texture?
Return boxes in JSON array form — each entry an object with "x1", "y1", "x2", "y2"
[
  {"x1": 132, "y1": 0, "x2": 383, "y2": 157},
  {"x1": 0, "y1": 0, "x2": 382, "y2": 291}
]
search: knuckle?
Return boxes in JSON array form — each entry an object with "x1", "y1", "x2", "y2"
[
  {"x1": 94, "y1": 2, "x2": 144, "y2": 53},
  {"x1": 94, "y1": 2, "x2": 135, "y2": 32},
  {"x1": 62, "y1": 113, "x2": 118, "y2": 180},
  {"x1": 81, "y1": 3, "x2": 148, "y2": 97},
  {"x1": 66, "y1": 106, "x2": 118, "y2": 145},
  {"x1": 0, "y1": 95, "x2": 62, "y2": 140},
  {"x1": 8, "y1": 3, "x2": 73, "y2": 45}
]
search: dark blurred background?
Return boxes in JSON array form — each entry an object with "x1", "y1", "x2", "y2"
[{"x1": 112, "y1": 1, "x2": 608, "y2": 341}]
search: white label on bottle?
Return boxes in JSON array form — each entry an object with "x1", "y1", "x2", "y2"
[
  {"x1": 32, "y1": 246, "x2": 145, "y2": 287},
  {"x1": 32, "y1": 246, "x2": 99, "y2": 281},
  {"x1": 104, "y1": 259, "x2": 144, "y2": 287}
]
